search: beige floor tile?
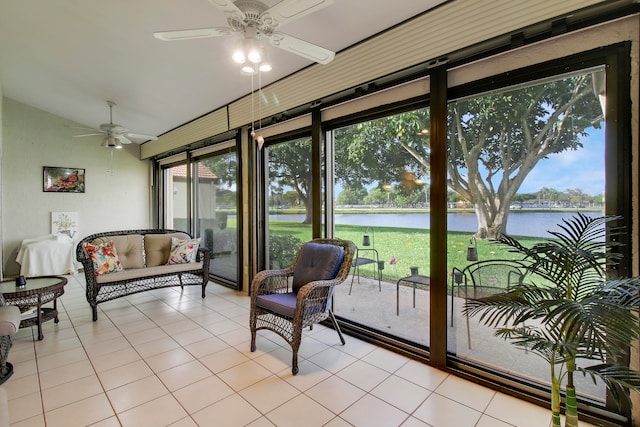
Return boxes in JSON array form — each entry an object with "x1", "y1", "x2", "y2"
[
  {"x1": 167, "y1": 416, "x2": 199, "y2": 427},
  {"x1": 133, "y1": 335, "x2": 181, "y2": 358},
  {"x1": 335, "y1": 359, "x2": 390, "y2": 391},
  {"x1": 44, "y1": 394, "x2": 114, "y2": 427},
  {"x1": 97, "y1": 359, "x2": 154, "y2": 391},
  {"x1": 340, "y1": 394, "x2": 410, "y2": 427},
  {"x1": 35, "y1": 347, "x2": 88, "y2": 372},
  {"x1": 32, "y1": 335, "x2": 82, "y2": 356},
  {"x1": 239, "y1": 375, "x2": 300, "y2": 413},
  {"x1": 82, "y1": 335, "x2": 132, "y2": 358},
  {"x1": 476, "y1": 414, "x2": 515, "y2": 427},
  {"x1": 157, "y1": 359, "x2": 213, "y2": 391},
  {"x1": 171, "y1": 326, "x2": 213, "y2": 346},
  {"x1": 145, "y1": 347, "x2": 195, "y2": 373},
  {"x1": 107, "y1": 375, "x2": 169, "y2": 413},
  {"x1": 192, "y1": 393, "x2": 262, "y2": 426},
  {"x1": 399, "y1": 416, "x2": 431, "y2": 426},
  {"x1": 395, "y1": 359, "x2": 449, "y2": 391},
  {"x1": 370, "y1": 374, "x2": 432, "y2": 414},
  {"x1": 306, "y1": 375, "x2": 367, "y2": 413},
  {"x1": 42, "y1": 375, "x2": 104, "y2": 412},
  {"x1": 308, "y1": 346, "x2": 358, "y2": 373},
  {"x1": 413, "y1": 392, "x2": 482, "y2": 427},
  {"x1": 2, "y1": 373, "x2": 41, "y2": 399},
  {"x1": 173, "y1": 375, "x2": 235, "y2": 414},
  {"x1": 8, "y1": 391, "x2": 43, "y2": 424},
  {"x1": 484, "y1": 392, "x2": 553, "y2": 427},
  {"x1": 9, "y1": 414, "x2": 46, "y2": 427},
  {"x1": 183, "y1": 336, "x2": 229, "y2": 358},
  {"x1": 278, "y1": 359, "x2": 333, "y2": 392},
  {"x1": 216, "y1": 359, "x2": 273, "y2": 391},
  {"x1": 125, "y1": 326, "x2": 169, "y2": 346},
  {"x1": 89, "y1": 347, "x2": 141, "y2": 373},
  {"x1": 117, "y1": 394, "x2": 188, "y2": 427},
  {"x1": 38, "y1": 359, "x2": 95, "y2": 390},
  {"x1": 361, "y1": 346, "x2": 410, "y2": 373},
  {"x1": 253, "y1": 346, "x2": 294, "y2": 373},
  {"x1": 435, "y1": 374, "x2": 495, "y2": 412},
  {"x1": 266, "y1": 394, "x2": 336, "y2": 427},
  {"x1": 199, "y1": 346, "x2": 250, "y2": 373},
  {"x1": 87, "y1": 416, "x2": 122, "y2": 427}
]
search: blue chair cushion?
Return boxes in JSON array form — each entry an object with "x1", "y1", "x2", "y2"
[
  {"x1": 255, "y1": 291, "x2": 332, "y2": 318},
  {"x1": 256, "y1": 293, "x2": 297, "y2": 318},
  {"x1": 292, "y1": 242, "x2": 344, "y2": 293}
]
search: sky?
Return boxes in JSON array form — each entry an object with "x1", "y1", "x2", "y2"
[{"x1": 517, "y1": 127, "x2": 605, "y2": 196}]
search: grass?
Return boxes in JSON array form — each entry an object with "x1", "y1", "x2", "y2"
[{"x1": 267, "y1": 220, "x2": 544, "y2": 282}]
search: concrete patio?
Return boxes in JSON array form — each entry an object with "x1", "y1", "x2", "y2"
[{"x1": 334, "y1": 274, "x2": 606, "y2": 403}]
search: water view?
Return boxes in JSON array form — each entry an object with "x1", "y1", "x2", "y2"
[{"x1": 269, "y1": 210, "x2": 601, "y2": 238}]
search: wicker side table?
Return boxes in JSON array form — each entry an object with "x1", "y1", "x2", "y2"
[{"x1": 0, "y1": 276, "x2": 67, "y2": 340}]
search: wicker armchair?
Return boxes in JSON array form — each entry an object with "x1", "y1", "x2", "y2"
[{"x1": 250, "y1": 238, "x2": 356, "y2": 375}]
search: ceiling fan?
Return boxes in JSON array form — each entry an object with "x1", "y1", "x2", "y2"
[
  {"x1": 153, "y1": 0, "x2": 335, "y2": 65},
  {"x1": 71, "y1": 101, "x2": 158, "y2": 149}
]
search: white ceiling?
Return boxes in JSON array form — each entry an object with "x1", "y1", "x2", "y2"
[{"x1": 0, "y1": 0, "x2": 447, "y2": 143}]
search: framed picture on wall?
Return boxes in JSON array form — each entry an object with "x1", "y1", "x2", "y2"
[{"x1": 43, "y1": 166, "x2": 85, "y2": 193}]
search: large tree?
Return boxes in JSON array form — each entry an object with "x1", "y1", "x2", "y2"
[
  {"x1": 269, "y1": 71, "x2": 603, "y2": 237},
  {"x1": 268, "y1": 137, "x2": 313, "y2": 223},
  {"x1": 447, "y1": 71, "x2": 604, "y2": 239}
]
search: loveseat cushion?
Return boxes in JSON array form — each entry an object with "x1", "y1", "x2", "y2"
[
  {"x1": 92, "y1": 234, "x2": 144, "y2": 269},
  {"x1": 0, "y1": 306, "x2": 21, "y2": 335},
  {"x1": 144, "y1": 232, "x2": 191, "y2": 267},
  {"x1": 95, "y1": 261, "x2": 204, "y2": 284},
  {"x1": 292, "y1": 242, "x2": 344, "y2": 293}
]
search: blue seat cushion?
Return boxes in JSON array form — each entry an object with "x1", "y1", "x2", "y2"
[
  {"x1": 292, "y1": 242, "x2": 344, "y2": 293},
  {"x1": 255, "y1": 291, "x2": 332, "y2": 318},
  {"x1": 256, "y1": 293, "x2": 297, "y2": 318}
]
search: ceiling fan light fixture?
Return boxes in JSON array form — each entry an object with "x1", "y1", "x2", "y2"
[
  {"x1": 246, "y1": 39, "x2": 262, "y2": 63},
  {"x1": 232, "y1": 39, "x2": 246, "y2": 63},
  {"x1": 258, "y1": 48, "x2": 272, "y2": 72},
  {"x1": 241, "y1": 64, "x2": 256, "y2": 74},
  {"x1": 101, "y1": 136, "x2": 122, "y2": 149}
]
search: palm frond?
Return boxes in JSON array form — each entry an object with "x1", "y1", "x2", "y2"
[{"x1": 579, "y1": 364, "x2": 640, "y2": 409}]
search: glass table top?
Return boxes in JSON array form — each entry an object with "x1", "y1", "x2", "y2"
[{"x1": 0, "y1": 276, "x2": 66, "y2": 294}]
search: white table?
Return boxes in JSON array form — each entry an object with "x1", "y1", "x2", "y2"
[{"x1": 15, "y1": 235, "x2": 77, "y2": 276}]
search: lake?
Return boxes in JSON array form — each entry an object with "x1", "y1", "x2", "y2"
[{"x1": 269, "y1": 211, "x2": 601, "y2": 238}]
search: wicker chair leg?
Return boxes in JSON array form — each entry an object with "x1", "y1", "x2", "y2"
[
  {"x1": 178, "y1": 273, "x2": 184, "y2": 290},
  {"x1": 0, "y1": 335, "x2": 13, "y2": 385},
  {"x1": 328, "y1": 310, "x2": 346, "y2": 345},
  {"x1": 91, "y1": 305, "x2": 98, "y2": 322}
]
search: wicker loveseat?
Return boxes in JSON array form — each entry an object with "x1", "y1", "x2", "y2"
[{"x1": 77, "y1": 229, "x2": 210, "y2": 321}]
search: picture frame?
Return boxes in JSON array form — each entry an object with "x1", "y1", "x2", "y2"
[{"x1": 43, "y1": 166, "x2": 85, "y2": 193}]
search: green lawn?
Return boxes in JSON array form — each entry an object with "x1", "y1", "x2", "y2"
[{"x1": 267, "y1": 220, "x2": 543, "y2": 282}]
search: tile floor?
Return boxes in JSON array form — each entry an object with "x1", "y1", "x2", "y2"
[{"x1": 1, "y1": 274, "x2": 597, "y2": 427}]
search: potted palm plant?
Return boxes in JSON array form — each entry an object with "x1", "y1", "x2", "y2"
[{"x1": 464, "y1": 213, "x2": 640, "y2": 427}]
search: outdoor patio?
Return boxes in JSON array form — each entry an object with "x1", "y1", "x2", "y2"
[{"x1": 333, "y1": 273, "x2": 606, "y2": 403}]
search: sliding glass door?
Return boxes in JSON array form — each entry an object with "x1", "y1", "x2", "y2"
[
  {"x1": 193, "y1": 148, "x2": 239, "y2": 284},
  {"x1": 446, "y1": 66, "x2": 608, "y2": 402},
  {"x1": 331, "y1": 107, "x2": 431, "y2": 346}
]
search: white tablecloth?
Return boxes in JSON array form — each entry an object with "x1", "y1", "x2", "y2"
[{"x1": 15, "y1": 234, "x2": 77, "y2": 276}]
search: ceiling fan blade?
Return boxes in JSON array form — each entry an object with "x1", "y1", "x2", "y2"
[
  {"x1": 116, "y1": 135, "x2": 133, "y2": 145},
  {"x1": 73, "y1": 133, "x2": 105, "y2": 138},
  {"x1": 154, "y1": 27, "x2": 231, "y2": 41},
  {"x1": 207, "y1": 0, "x2": 246, "y2": 20},
  {"x1": 261, "y1": 0, "x2": 333, "y2": 28},
  {"x1": 67, "y1": 125, "x2": 103, "y2": 132},
  {"x1": 269, "y1": 32, "x2": 335, "y2": 64},
  {"x1": 124, "y1": 132, "x2": 158, "y2": 141}
]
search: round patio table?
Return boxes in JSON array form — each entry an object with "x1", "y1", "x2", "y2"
[{"x1": 0, "y1": 276, "x2": 67, "y2": 340}]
